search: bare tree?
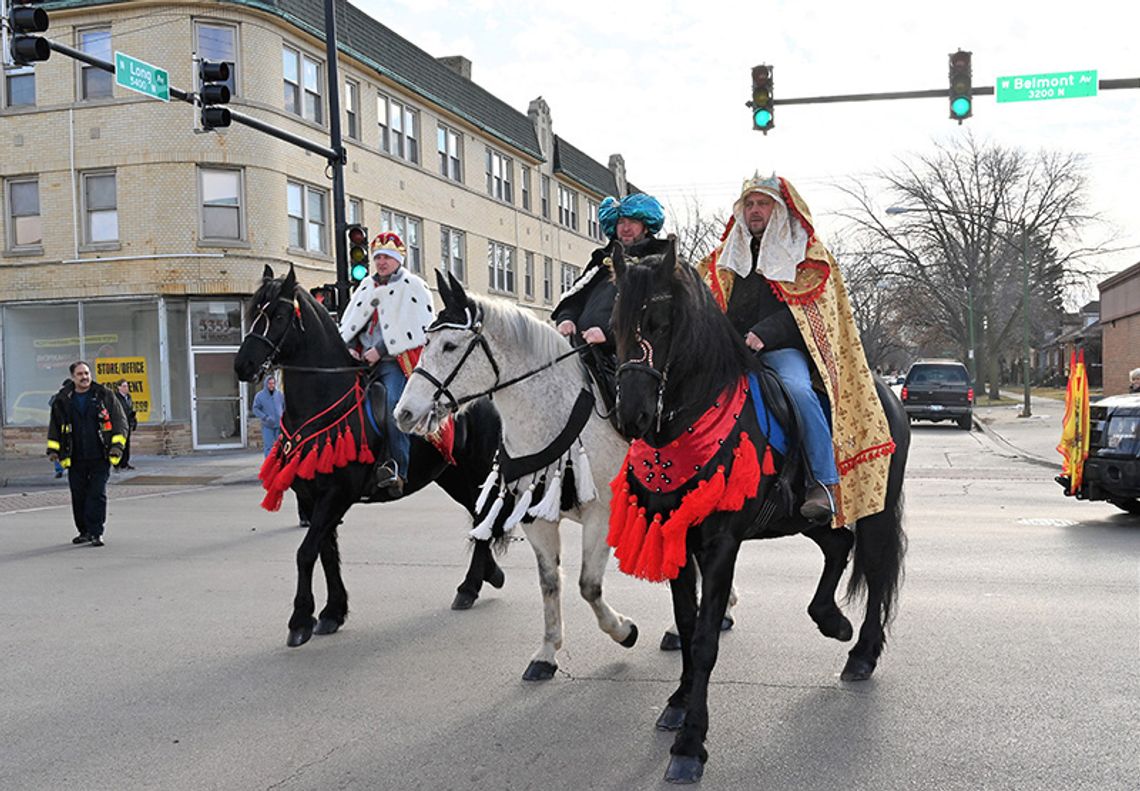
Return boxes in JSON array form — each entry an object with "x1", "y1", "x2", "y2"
[
  {"x1": 665, "y1": 195, "x2": 726, "y2": 265},
  {"x1": 834, "y1": 133, "x2": 1113, "y2": 397}
]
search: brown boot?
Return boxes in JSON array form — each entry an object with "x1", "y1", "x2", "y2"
[{"x1": 800, "y1": 483, "x2": 836, "y2": 523}]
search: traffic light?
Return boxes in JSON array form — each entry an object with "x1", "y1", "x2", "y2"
[
  {"x1": 346, "y1": 225, "x2": 370, "y2": 286},
  {"x1": 198, "y1": 59, "x2": 231, "y2": 129},
  {"x1": 750, "y1": 64, "x2": 774, "y2": 133},
  {"x1": 6, "y1": 0, "x2": 51, "y2": 66},
  {"x1": 309, "y1": 284, "x2": 337, "y2": 314},
  {"x1": 948, "y1": 50, "x2": 972, "y2": 122}
]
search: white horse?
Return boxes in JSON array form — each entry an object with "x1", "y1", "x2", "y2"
[{"x1": 395, "y1": 272, "x2": 638, "y2": 680}]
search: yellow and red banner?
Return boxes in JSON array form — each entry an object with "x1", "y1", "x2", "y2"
[{"x1": 1056, "y1": 349, "x2": 1090, "y2": 494}]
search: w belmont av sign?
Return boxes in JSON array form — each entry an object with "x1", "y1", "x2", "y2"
[
  {"x1": 996, "y1": 70, "x2": 1097, "y2": 103},
  {"x1": 114, "y1": 51, "x2": 170, "y2": 102}
]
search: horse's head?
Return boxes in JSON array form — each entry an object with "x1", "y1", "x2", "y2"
[
  {"x1": 395, "y1": 270, "x2": 500, "y2": 436},
  {"x1": 234, "y1": 264, "x2": 305, "y2": 382},
  {"x1": 610, "y1": 237, "x2": 689, "y2": 440}
]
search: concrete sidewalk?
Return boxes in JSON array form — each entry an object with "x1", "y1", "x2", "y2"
[
  {"x1": 972, "y1": 392, "x2": 1066, "y2": 469},
  {"x1": 0, "y1": 448, "x2": 264, "y2": 490}
]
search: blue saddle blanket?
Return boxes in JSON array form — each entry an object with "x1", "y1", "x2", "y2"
[{"x1": 747, "y1": 372, "x2": 788, "y2": 456}]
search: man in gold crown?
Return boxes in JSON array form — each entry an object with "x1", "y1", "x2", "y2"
[{"x1": 698, "y1": 174, "x2": 894, "y2": 526}]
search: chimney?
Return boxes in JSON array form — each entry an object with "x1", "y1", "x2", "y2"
[{"x1": 437, "y1": 56, "x2": 472, "y2": 80}]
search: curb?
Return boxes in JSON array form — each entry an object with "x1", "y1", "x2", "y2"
[{"x1": 972, "y1": 416, "x2": 1057, "y2": 470}]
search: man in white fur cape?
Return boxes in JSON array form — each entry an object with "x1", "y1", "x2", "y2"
[{"x1": 338, "y1": 231, "x2": 434, "y2": 495}]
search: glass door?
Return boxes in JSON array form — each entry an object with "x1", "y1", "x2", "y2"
[{"x1": 191, "y1": 349, "x2": 245, "y2": 449}]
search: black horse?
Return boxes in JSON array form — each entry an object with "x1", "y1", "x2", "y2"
[
  {"x1": 609, "y1": 244, "x2": 909, "y2": 783},
  {"x1": 233, "y1": 265, "x2": 504, "y2": 647}
]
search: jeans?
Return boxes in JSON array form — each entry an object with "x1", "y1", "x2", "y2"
[
  {"x1": 378, "y1": 359, "x2": 410, "y2": 477},
  {"x1": 760, "y1": 348, "x2": 839, "y2": 486},
  {"x1": 68, "y1": 458, "x2": 111, "y2": 537},
  {"x1": 261, "y1": 426, "x2": 281, "y2": 457}
]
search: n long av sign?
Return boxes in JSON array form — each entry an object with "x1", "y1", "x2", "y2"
[{"x1": 996, "y1": 70, "x2": 1098, "y2": 103}]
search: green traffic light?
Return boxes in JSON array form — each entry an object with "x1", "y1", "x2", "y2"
[
  {"x1": 753, "y1": 108, "x2": 773, "y2": 128},
  {"x1": 951, "y1": 97, "x2": 971, "y2": 118},
  {"x1": 350, "y1": 262, "x2": 370, "y2": 282}
]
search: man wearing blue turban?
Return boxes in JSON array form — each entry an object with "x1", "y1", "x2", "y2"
[{"x1": 553, "y1": 192, "x2": 669, "y2": 410}]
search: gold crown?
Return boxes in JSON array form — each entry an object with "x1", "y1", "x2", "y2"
[{"x1": 739, "y1": 172, "x2": 781, "y2": 198}]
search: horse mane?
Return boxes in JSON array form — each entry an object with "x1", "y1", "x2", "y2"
[
  {"x1": 614, "y1": 258, "x2": 757, "y2": 410},
  {"x1": 245, "y1": 271, "x2": 351, "y2": 361},
  {"x1": 469, "y1": 293, "x2": 575, "y2": 364}
]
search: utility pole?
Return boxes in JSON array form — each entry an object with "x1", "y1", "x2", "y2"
[
  {"x1": 322, "y1": 0, "x2": 350, "y2": 312},
  {"x1": 1022, "y1": 220, "x2": 1032, "y2": 417}
]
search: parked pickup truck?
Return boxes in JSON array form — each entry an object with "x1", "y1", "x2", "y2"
[
  {"x1": 900, "y1": 360, "x2": 974, "y2": 430},
  {"x1": 1065, "y1": 393, "x2": 1140, "y2": 514}
]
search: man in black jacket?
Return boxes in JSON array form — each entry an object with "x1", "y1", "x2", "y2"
[{"x1": 47, "y1": 361, "x2": 128, "y2": 547}]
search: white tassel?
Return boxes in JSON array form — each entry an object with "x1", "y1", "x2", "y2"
[
  {"x1": 470, "y1": 492, "x2": 505, "y2": 540},
  {"x1": 575, "y1": 444, "x2": 597, "y2": 503},
  {"x1": 527, "y1": 471, "x2": 562, "y2": 522},
  {"x1": 474, "y1": 464, "x2": 499, "y2": 514},
  {"x1": 504, "y1": 482, "x2": 535, "y2": 534}
]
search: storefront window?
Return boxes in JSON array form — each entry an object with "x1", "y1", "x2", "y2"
[
  {"x1": 85, "y1": 300, "x2": 161, "y2": 423},
  {"x1": 190, "y1": 301, "x2": 243, "y2": 346},
  {"x1": 166, "y1": 301, "x2": 190, "y2": 421},
  {"x1": 2, "y1": 304, "x2": 79, "y2": 425}
]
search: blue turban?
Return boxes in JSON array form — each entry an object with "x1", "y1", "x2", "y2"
[{"x1": 598, "y1": 193, "x2": 665, "y2": 240}]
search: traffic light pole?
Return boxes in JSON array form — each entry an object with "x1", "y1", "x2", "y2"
[
  {"x1": 322, "y1": 0, "x2": 350, "y2": 313},
  {"x1": 773, "y1": 78, "x2": 1140, "y2": 107}
]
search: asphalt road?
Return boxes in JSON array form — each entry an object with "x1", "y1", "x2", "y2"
[{"x1": 1, "y1": 425, "x2": 1137, "y2": 791}]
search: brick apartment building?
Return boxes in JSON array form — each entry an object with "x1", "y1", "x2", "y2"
[
  {"x1": 1, "y1": 0, "x2": 636, "y2": 455},
  {"x1": 1099, "y1": 262, "x2": 1140, "y2": 395}
]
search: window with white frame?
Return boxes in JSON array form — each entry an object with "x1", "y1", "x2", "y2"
[
  {"x1": 524, "y1": 252, "x2": 535, "y2": 300},
  {"x1": 283, "y1": 45, "x2": 322, "y2": 124},
  {"x1": 543, "y1": 256, "x2": 553, "y2": 304},
  {"x1": 437, "y1": 124, "x2": 461, "y2": 181},
  {"x1": 380, "y1": 209, "x2": 422, "y2": 274},
  {"x1": 5, "y1": 178, "x2": 41, "y2": 249},
  {"x1": 199, "y1": 167, "x2": 243, "y2": 241},
  {"x1": 378, "y1": 93, "x2": 419, "y2": 163},
  {"x1": 441, "y1": 226, "x2": 465, "y2": 283},
  {"x1": 521, "y1": 166, "x2": 531, "y2": 211},
  {"x1": 196, "y1": 22, "x2": 237, "y2": 96},
  {"x1": 587, "y1": 199, "x2": 600, "y2": 240},
  {"x1": 485, "y1": 149, "x2": 513, "y2": 203},
  {"x1": 558, "y1": 185, "x2": 579, "y2": 231},
  {"x1": 82, "y1": 171, "x2": 118, "y2": 245},
  {"x1": 347, "y1": 197, "x2": 363, "y2": 225},
  {"x1": 78, "y1": 28, "x2": 113, "y2": 100},
  {"x1": 287, "y1": 181, "x2": 328, "y2": 253},
  {"x1": 5, "y1": 65, "x2": 35, "y2": 108},
  {"x1": 488, "y1": 241, "x2": 515, "y2": 294},
  {"x1": 344, "y1": 79, "x2": 360, "y2": 140},
  {"x1": 561, "y1": 262, "x2": 580, "y2": 294}
]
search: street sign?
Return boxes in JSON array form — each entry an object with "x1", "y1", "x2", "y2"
[
  {"x1": 114, "y1": 51, "x2": 169, "y2": 102},
  {"x1": 995, "y1": 70, "x2": 1097, "y2": 103}
]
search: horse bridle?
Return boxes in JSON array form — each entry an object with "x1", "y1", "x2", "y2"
[
  {"x1": 616, "y1": 292, "x2": 675, "y2": 432},
  {"x1": 245, "y1": 291, "x2": 304, "y2": 377}
]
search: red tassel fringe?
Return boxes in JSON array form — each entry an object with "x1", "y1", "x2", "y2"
[
  {"x1": 358, "y1": 442, "x2": 375, "y2": 465},
  {"x1": 297, "y1": 444, "x2": 319, "y2": 480},
  {"x1": 344, "y1": 427, "x2": 358, "y2": 463},
  {"x1": 259, "y1": 450, "x2": 282, "y2": 488},
  {"x1": 316, "y1": 438, "x2": 335, "y2": 474},
  {"x1": 260, "y1": 488, "x2": 284, "y2": 512}
]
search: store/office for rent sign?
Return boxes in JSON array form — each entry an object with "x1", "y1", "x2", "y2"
[{"x1": 996, "y1": 70, "x2": 1097, "y2": 103}]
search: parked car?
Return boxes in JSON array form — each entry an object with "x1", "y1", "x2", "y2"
[
  {"x1": 1066, "y1": 393, "x2": 1140, "y2": 514},
  {"x1": 9, "y1": 390, "x2": 54, "y2": 425},
  {"x1": 900, "y1": 360, "x2": 973, "y2": 430}
]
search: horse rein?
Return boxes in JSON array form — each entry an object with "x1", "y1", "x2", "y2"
[
  {"x1": 246, "y1": 291, "x2": 305, "y2": 377},
  {"x1": 616, "y1": 293, "x2": 676, "y2": 433}
]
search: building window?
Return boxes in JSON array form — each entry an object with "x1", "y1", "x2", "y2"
[
  {"x1": 378, "y1": 94, "x2": 419, "y2": 164},
  {"x1": 380, "y1": 209, "x2": 422, "y2": 274},
  {"x1": 524, "y1": 252, "x2": 535, "y2": 300},
  {"x1": 196, "y1": 22, "x2": 237, "y2": 97},
  {"x1": 283, "y1": 45, "x2": 322, "y2": 124},
  {"x1": 344, "y1": 79, "x2": 359, "y2": 140},
  {"x1": 485, "y1": 149, "x2": 513, "y2": 203},
  {"x1": 199, "y1": 167, "x2": 243, "y2": 241},
  {"x1": 287, "y1": 181, "x2": 328, "y2": 254},
  {"x1": 5, "y1": 65, "x2": 35, "y2": 108},
  {"x1": 543, "y1": 256, "x2": 553, "y2": 304},
  {"x1": 488, "y1": 241, "x2": 515, "y2": 294},
  {"x1": 441, "y1": 227, "x2": 465, "y2": 283},
  {"x1": 558, "y1": 185, "x2": 579, "y2": 231},
  {"x1": 347, "y1": 197, "x2": 363, "y2": 225},
  {"x1": 5, "y1": 178, "x2": 41, "y2": 249},
  {"x1": 561, "y1": 262, "x2": 580, "y2": 294},
  {"x1": 540, "y1": 175, "x2": 551, "y2": 219},
  {"x1": 78, "y1": 28, "x2": 113, "y2": 100},
  {"x1": 82, "y1": 171, "x2": 118, "y2": 245},
  {"x1": 521, "y1": 166, "x2": 531, "y2": 212},
  {"x1": 587, "y1": 199, "x2": 600, "y2": 240},
  {"x1": 437, "y1": 124, "x2": 462, "y2": 181}
]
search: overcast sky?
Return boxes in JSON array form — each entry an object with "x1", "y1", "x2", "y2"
[{"x1": 357, "y1": 0, "x2": 1139, "y2": 299}]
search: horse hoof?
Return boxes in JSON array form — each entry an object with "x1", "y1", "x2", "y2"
[
  {"x1": 659, "y1": 631, "x2": 682, "y2": 651},
  {"x1": 810, "y1": 607, "x2": 854, "y2": 642},
  {"x1": 313, "y1": 616, "x2": 341, "y2": 635},
  {"x1": 522, "y1": 660, "x2": 558, "y2": 682},
  {"x1": 720, "y1": 615, "x2": 734, "y2": 632},
  {"x1": 451, "y1": 591, "x2": 477, "y2": 610},
  {"x1": 655, "y1": 705, "x2": 686, "y2": 731},
  {"x1": 286, "y1": 626, "x2": 312, "y2": 647},
  {"x1": 840, "y1": 655, "x2": 876, "y2": 681},
  {"x1": 664, "y1": 754, "x2": 704, "y2": 784},
  {"x1": 485, "y1": 565, "x2": 505, "y2": 589},
  {"x1": 619, "y1": 623, "x2": 639, "y2": 648}
]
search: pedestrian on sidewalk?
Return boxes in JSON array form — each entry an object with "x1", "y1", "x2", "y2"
[
  {"x1": 1129, "y1": 368, "x2": 1140, "y2": 393},
  {"x1": 46, "y1": 361, "x2": 128, "y2": 547},
  {"x1": 252, "y1": 375, "x2": 284, "y2": 456},
  {"x1": 113, "y1": 379, "x2": 138, "y2": 470}
]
